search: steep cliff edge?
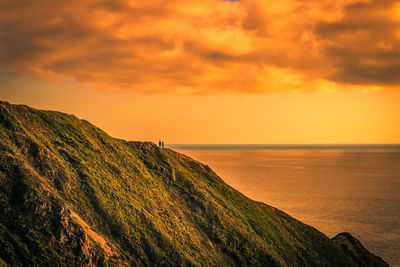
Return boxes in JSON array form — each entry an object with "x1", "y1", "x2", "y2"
[{"x1": 0, "y1": 101, "x2": 387, "y2": 266}]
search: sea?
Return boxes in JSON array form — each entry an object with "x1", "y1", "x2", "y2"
[{"x1": 169, "y1": 144, "x2": 400, "y2": 266}]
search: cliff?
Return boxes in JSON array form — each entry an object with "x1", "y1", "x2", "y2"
[{"x1": 0, "y1": 101, "x2": 387, "y2": 266}]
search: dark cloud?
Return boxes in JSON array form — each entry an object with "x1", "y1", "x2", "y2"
[
  {"x1": 315, "y1": 0, "x2": 400, "y2": 87},
  {"x1": 331, "y1": 63, "x2": 400, "y2": 85}
]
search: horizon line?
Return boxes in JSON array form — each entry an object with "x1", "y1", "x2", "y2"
[
  {"x1": 167, "y1": 144, "x2": 400, "y2": 150},
  {"x1": 167, "y1": 143, "x2": 400, "y2": 146}
]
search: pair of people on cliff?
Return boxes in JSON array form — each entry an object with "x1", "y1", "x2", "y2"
[{"x1": 158, "y1": 141, "x2": 164, "y2": 148}]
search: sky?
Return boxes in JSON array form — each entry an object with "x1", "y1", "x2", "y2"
[{"x1": 1, "y1": 0, "x2": 400, "y2": 144}]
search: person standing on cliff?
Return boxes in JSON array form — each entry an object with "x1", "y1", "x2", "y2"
[
  {"x1": 162, "y1": 141, "x2": 164, "y2": 148},
  {"x1": 158, "y1": 141, "x2": 161, "y2": 148}
]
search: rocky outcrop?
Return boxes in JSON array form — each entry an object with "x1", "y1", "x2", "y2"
[{"x1": 332, "y1": 233, "x2": 389, "y2": 267}]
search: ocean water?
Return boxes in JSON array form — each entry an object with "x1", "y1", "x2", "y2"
[{"x1": 170, "y1": 145, "x2": 400, "y2": 266}]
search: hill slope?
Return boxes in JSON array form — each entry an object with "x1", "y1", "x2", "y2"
[{"x1": 0, "y1": 101, "x2": 386, "y2": 266}]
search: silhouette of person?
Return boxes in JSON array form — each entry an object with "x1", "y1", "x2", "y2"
[
  {"x1": 158, "y1": 141, "x2": 161, "y2": 148},
  {"x1": 162, "y1": 141, "x2": 164, "y2": 148}
]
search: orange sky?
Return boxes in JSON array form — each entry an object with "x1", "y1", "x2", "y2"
[{"x1": 1, "y1": 0, "x2": 400, "y2": 144}]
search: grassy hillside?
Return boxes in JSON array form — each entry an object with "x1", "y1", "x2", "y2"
[{"x1": 0, "y1": 101, "x2": 369, "y2": 266}]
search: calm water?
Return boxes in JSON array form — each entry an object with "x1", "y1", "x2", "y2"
[{"x1": 170, "y1": 145, "x2": 400, "y2": 266}]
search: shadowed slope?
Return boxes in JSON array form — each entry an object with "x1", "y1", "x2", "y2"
[
  {"x1": 0, "y1": 101, "x2": 385, "y2": 266},
  {"x1": 333, "y1": 233, "x2": 388, "y2": 267}
]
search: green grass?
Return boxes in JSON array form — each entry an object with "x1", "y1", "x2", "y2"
[{"x1": 0, "y1": 101, "x2": 356, "y2": 266}]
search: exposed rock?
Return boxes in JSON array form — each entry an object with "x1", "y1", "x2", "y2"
[{"x1": 332, "y1": 232, "x2": 389, "y2": 267}]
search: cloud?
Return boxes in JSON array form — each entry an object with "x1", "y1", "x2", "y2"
[
  {"x1": 0, "y1": 0, "x2": 399, "y2": 94},
  {"x1": 315, "y1": 0, "x2": 400, "y2": 86}
]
